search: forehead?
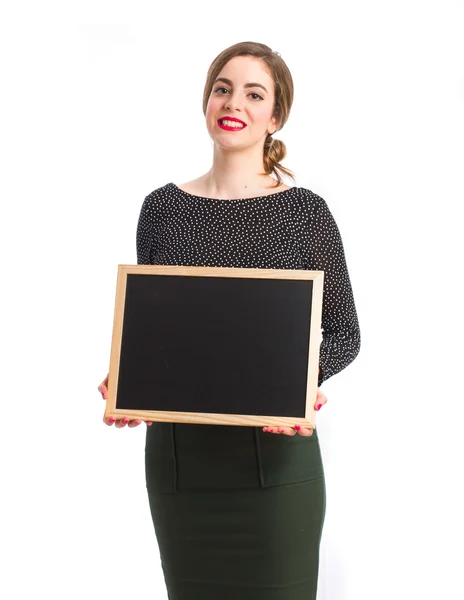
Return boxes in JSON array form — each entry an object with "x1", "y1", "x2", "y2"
[{"x1": 217, "y1": 56, "x2": 274, "y2": 88}]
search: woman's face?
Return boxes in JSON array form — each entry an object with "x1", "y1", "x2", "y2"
[{"x1": 205, "y1": 55, "x2": 278, "y2": 151}]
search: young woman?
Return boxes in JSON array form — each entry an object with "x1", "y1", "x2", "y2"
[{"x1": 98, "y1": 41, "x2": 361, "y2": 600}]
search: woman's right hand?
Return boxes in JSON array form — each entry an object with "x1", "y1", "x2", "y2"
[{"x1": 98, "y1": 373, "x2": 152, "y2": 427}]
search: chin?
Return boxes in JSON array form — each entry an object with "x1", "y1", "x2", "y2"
[
  {"x1": 214, "y1": 140, "x2": 248, "y2": 152},
  {"x1": 210, "y1": 132, "x2": 252, "y2": 150}
]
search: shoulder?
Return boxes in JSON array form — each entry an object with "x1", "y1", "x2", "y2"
[
  {"x1": 291, "y1": 186, "x2": 330, "y2": 218},
  {"x1": 139, "y1": 182, "x2": 175, "y2": 215},
  {"x1": 294, "y1": 188, "x2": 342, "y2": 239},
  {"x1": 143, "y1": 182, "x2": 174, "y2": 204},
  {"x1": 297, "y1": 186, "x2": 327, "y2": 206},
  {"x1": 175, "y1": 178, "x2": 206, "y2": 196}
]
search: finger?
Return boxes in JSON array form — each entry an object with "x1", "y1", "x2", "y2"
[
  {"x1": 98, "y1": 385, "x2": 108, "y2": 400},
  {"x1": 297, "y1": 427, "x2": 314, "y2": 437},
  {"x1": 315, "y1": 388, "x2": 328, "y2": 411},
  {"x1": 263, "y1": 426, "x2": 296, "y2": 435},
  {"x1": 316, "y1": 388, "x2": 328, "y2": 404},
  {"x1": 103, "y1": 416, "x2": 115, "y2": 426},
  {"x1": 145, "y1": 421, "x2": 153, "y2": 426},
  {"x1": 98, "y1": 374, "x2": 109, "y2": 398},
  {"x1": 262, "y1": 426, "x2": 279, "y2": 434},
  {"x1": 115, "y1": 418, "x2": 129, "y2": 428},
  {"x1": 276, "y1": 426, "x2": 297, "y2": 436},
  {"x1": 128, "y1": 419, "x2": 142, "y2": 428}
]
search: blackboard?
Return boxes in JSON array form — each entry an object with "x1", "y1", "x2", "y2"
[{"x1": 105, "y1": 265, "x2": 324, "y2": 428}]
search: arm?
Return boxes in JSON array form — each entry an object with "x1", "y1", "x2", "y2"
[
  {"x1": 100, "y1": 194, "x2": 157, "y2": 428},
  {"x1": 136, "y1": 193, "x2": 156, "y2": 265},
  {"x1": 302, "y1": 193, "x2": 361, "y2": 386}
]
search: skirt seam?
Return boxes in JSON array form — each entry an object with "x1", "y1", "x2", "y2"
[
  {"x1": 170, "y1": 423, "x2": 179, "y2": 493},
  {"x1": 253, "y1": 427, "x2": 265, "y2": 488}
]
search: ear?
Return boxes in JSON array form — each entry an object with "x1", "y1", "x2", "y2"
[{"x1": 268, "y1": 115, "x2": 279, "y2": 136}]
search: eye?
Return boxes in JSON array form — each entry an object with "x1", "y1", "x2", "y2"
[{"x1": 213, "y1": 87, "x2": 263, "y2": 101}]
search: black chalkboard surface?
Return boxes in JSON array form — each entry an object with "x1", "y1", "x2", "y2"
[{"x1": 105, "y1": 265, "x2": 324, "y2": 428}]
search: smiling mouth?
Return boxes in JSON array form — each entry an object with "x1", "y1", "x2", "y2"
[{"x1": 218, "y1": 118, "x2": 247, "y2": 131}]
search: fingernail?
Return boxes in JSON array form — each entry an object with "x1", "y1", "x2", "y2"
[
  {"x1": 316, "y1": 404, "x2": 322, "y2": 411},
  {"x1": 109, "y1": 418, "x2": 115, "y2": 423},
  {"x1": 269, "y1": 428, "x2": 274, "y2": 432},
  {"x1": 295, "y1": 425, "x2": 301, "y2": 431},
  {"x1": 101, "y1": 393, "x2": 105, "y2": 399},
  {"x1": 279, "y1": 428, "x2": 285, "y2": 433},
  {"x1": 122, "y1": 418, "x2": 128, "y2": 424}
]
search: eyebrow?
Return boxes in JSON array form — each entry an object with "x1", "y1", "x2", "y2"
[{"x1": 213, "y1": 77, "x2": 268, "y2": 94}]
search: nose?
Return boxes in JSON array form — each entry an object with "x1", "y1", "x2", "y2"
[{"x1": 224, "y1": 91, "x2": 243, "y2": 112}]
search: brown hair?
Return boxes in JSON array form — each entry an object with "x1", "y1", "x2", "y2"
[{"x1": 202, "y1": 41, "x2": 295, "y2": 189}]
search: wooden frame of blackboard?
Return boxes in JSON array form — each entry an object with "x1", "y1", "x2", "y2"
[{"x1": 105, "y1": 265, "x2": 324, "y2": 429}]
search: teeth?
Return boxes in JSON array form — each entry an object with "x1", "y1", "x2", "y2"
[{"x1": 221, "y1": 119, "x2": 244, "y2": 128}]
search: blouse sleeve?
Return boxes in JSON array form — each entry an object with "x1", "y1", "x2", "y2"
[
  {"x1": 301, "y1": 193, "x2": 361, "y2": 386},
  {"x1": 136, "y1": 194, "x2": 156, "y2": 265}
]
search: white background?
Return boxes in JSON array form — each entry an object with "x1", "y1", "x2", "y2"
[{"x1": 1, "y1": 1, "x2": 463, "y2": 599}]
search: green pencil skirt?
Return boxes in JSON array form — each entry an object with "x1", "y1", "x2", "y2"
[{"x1": 145, "y1": 422, "x2": 326, "y2": 600}]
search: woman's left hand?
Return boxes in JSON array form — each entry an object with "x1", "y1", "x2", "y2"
[{"x1": 262, "y1": 387, "x2": 328, "y2": 436}]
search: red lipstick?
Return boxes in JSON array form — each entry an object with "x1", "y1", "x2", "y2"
[{"x1": 217, "y1": 116, "x2": 247, "y2": 131}]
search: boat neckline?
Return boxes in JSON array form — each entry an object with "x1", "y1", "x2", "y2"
[{"x1": 170, "y1": 182, "x2": 297, "y2": 202}]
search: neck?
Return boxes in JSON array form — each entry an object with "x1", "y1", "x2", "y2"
[{"x1": 202, "y1": 141, "x2": 274, "y2": 199}]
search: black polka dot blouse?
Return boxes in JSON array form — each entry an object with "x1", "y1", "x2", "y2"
[{"x1": 136, "y1": 182, "x2": 361, "y2": 387}]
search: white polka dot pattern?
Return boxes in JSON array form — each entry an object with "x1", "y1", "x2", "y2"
[{"x1": 136, "y1": 182, "x2": 361, "y2": 386}]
